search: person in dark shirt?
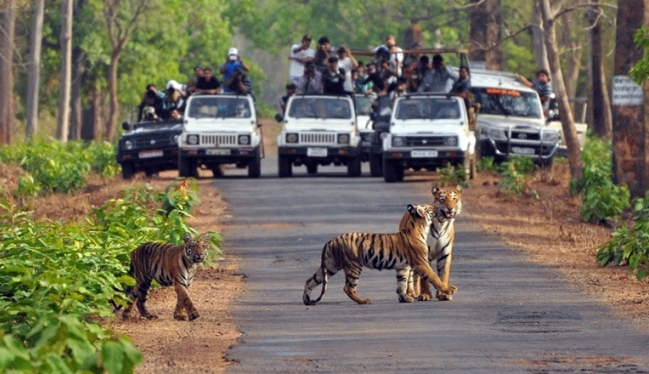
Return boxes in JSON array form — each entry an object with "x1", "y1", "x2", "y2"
[
  {"x1": 362, "y1": 63, "x2": 385, "y2": 95},
  {"x1": 223, "y1": 65, "x2": 253, "y2": 96},
  {"x1": 314, "y1": 36, "x2": 334, "y2": 74},
  {"x1": 194, "y1": 67, "x2": 221, "y2": 94},
  {"x1": 450, "y1": 66, "x2": 471, "y2": 98},
  {"x1": 322, "y1": 56, "x2": 346, "y2": 94},
  {"x1": 280, "y1": 82, "x2": 296, "y2": 114},
  {"x1": 516, "y1": 68, "x2": 554, "y2": 109},
  {"x1": 137, "y1": 83, "x2": 166, "y2": 122}
]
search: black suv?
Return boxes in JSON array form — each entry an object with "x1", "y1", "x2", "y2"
[{"x1": 116, "y1": 119, "x2": 182, "y2": 179}]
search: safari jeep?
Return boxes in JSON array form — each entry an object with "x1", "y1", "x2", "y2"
[
  {"x1": 382, "y1": 94, "x2": 477, "y2": 183},
  {"x1": 276, "y1": 94, "x2": 361, "y2": 177},
  {"x1": 470, "y1": 70, "x2": 561, "y2": 166},
  {"x1": 178, "y1": 93, "x2": 262, "y2": 178}
]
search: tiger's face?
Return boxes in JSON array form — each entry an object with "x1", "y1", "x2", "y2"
[
  {"x1": 182, "y1": 232, "x2": 211, "y2": 264},
  {"x1": 406, "y1": 204, "x2": 435, "y2": 226},
  {"x1": 431, "y1": 185, "x2": 462, "y2": 220}
]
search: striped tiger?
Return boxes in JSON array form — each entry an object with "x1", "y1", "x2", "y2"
[
  {"x1": 303, "y1": 204, "x2": 457, "y2": 305},
  {"x1": 121, "y1": 232, "x2": 211, "y2": 321},
  {"x1": 401, "y1": 184, "x2": 462, "y2": 301}
]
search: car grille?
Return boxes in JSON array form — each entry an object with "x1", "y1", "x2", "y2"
[
  {"x1": 201, "y1": 134, "x2": 237, "y2": 146},
  {"x1": 299, "y1": 132, "x2": 337, "y2": 145},
  {"x1": 404, "y1": 136, "x2": 446, "y2": 147},
  {"x1": 133, "y1": 134, "x2": 176, "y2": 149},
  {"x1": 509, "y1": 130, "x2": 540, "y2": 141}
]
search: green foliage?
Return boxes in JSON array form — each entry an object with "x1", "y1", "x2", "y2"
[
  {"x1": 570, "y1": 136, "x2": 630, "y2": 223},
  {"x1": 436, "y1": 162, "x2": 470, "y2": 188},
  {"x1": 597, "y1": 192, "x2": 649, "y2": 281},
  {"x1": 630, "y1": 27, "x2": 649, "y2": 84},
  {"x1": 477, "y1": 156, "x2": 499, "y2": 173},
  {"x1": 497, "y1": 158, "x2": 537, "y2": 198},
  {"x1": 0, "y1": 179, "x2": 221, "y2": 373}
]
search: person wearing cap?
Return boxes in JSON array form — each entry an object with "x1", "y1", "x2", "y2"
[
  {"x1": 321, "y1": 55, "x2": 346, "y2": 95},
  {"x1": 314, "y1": 36, "x2": 334, "y2": 74},
  {"x1": 417, "y1": 54, "x2": 458, "y2": 93},
  {"x1": 296, "y1": 61, "x2": 323, "y2": 94},
  {"x1": 289, "y1": 34, "x2": 315, "y2": 85},
  {"x1": 219, "y1": 47, "x2": 250, "y2": 92},
  {"x1": 164, "y1": 80, "x2": 188, "y2": 114},
  {"x1": 137, "y1": 83, "x2": 167, "y2": 122},
  {"x1": 335, "y1": 45, "x2": 358, "y2": 93},
  {"x1": 280, "y1": 83, "x2": 296, "y2": 114}
]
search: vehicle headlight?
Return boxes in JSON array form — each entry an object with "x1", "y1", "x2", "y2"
[
  {"x1": 480, "y1": 126, "x2": 507, "y2": 141},
  {"x1": 543, "y1": 131, "x2": 560, "y2": 142},
  {"x1": 238, "y1": 135, "x2": 251, "y2": 145},
  {"x1": 173, "y1": 135, "x2": 179, "y2": 144},
  {"x1": 392, "y1": 137, "x2": 404, "y2": 147},
  {"x1": 124, "y1": 140, "x2": 134, "y2": 150},
  {"x1": 286, "y1": 133, "x2": 298, "y2": 143},
  {"x1": 380, "y1": 132, "x2": 388, "y2": 140},
  {"x1": 338, "y1": 134, "x2": 350, "y2": 144},
  {"x1": 445, "y1": 137, "x2": 458, "y2": 146},
  {"x1": 187, "y1": 134, "x2": 199, "y2": 145}
]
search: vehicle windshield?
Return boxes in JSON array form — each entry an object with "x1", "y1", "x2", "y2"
[
  {"x1": 395, "y1": 98, "x2": 462, "y2": 121},
  {"x1": 471, "y1": 87, "x2": 543, "y2": 119},
  {"x1": 354, "y1": 95, "x2": 374, "y2": 116},
  {"x1": 186, "y1": 97, "x2": 252, "y2": 119},
  {"x1": 288, "y1": 97, "x2": 352, "y2": 119}
]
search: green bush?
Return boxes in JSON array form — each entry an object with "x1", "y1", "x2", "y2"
[
  {"x1": 436, "y1": 162, "x2": 470, "y2": 187},
  {"x1": 497, "y1": 157, "x2": 537, "y2": 198},
  {"x1": 570, "y1": 136, "x2": 630, "y2": 223},
  {"x1": 477, "y1": 156, "x2": 498, "y2": 173}
]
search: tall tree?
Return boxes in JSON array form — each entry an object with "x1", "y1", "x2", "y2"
[
  {"x1": 0, "y1": 0, "x2": 16, "y2": 144},
  {"x1": 612, "y1": 0, "x2": 648, "y2": 198},
  {"x1": 26, "y1": 0, "x2": 45, "y2": 139},
  {"x1": 531, "y1": 2, "x2": 550, "y2": 72},
  {"x1": 56, "y1": 0, "x2": 73, "y2": 142},
  {"x1": 586, "y1": 1, "x2": 613, "y2": 137},
  {"x1": 538, "y1": 0, "x2": 583, "y2": 180},
  {"x1": 469, "y1": 0, "x2": 503, "y2": 70}
]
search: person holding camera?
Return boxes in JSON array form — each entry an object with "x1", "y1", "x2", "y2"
[
  {"x1": 322, "y1": 56, "x2": 346, "y2": 95},
  {"x1": 289, "y1": 34, "x2": 315, "y2": 84},
  {"x1": 296, "y1": 61, "x2": 323, "y2": 94},
  {"x1": 220, "y1": 47, "x2": 250, "y2": 93},
  {"x1": 314, "y1": 36, "x2": 334, "y2": 74},
  {"x1": 223, "y1": 65, "x2": 253, "y2": 96},
  {"x1": 137, "y1": 83, "x2": 167, "y2": 122},
  {"x1": 335, "y1": 45, "x2": 358, "y2": 93}
]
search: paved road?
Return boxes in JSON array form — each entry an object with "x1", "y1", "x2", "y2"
[{"x1": 216, "y1": 156, "x2": 649, "y2": 373}]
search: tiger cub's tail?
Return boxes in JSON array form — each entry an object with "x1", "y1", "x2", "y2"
[{"x1": 303, "y1": 245, "x2": 329, "y2": 305}]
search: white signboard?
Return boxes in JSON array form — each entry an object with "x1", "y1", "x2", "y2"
[{"x1": 612, "y1": 75, "x2": 643, "y2": 106}]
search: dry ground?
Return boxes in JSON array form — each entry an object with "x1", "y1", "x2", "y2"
[{"x1": 3, "y1": 123, "x2": 648, "y2": 373}]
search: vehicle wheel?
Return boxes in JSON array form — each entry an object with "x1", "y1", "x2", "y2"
[
  {"x1": 278, "y1": 155, "x2": 292, "y2": 178},
  {"x1": 347, "y1": 156, "x2": 361, "y2": 177},
  {"x1": 383, "y1": 159, "x2": 398, "y2": 183},
  {"x1": 369, "y1": 154, "x2": 383, "y2": 177},
  {"x1": 211, "y1": 164, "x2": 224, "y2": 178},
  {"x1": 121, "y1": 163, "x2": 135, "y2": 180},
  {"x1": 306, "y1": 163, "x2": 318, "y2": 175},
  {"x1": 248, "y1": 149, "x2": 261, "y2": 178},
  {"x1": 178, "y1": 156, "x2": 197, "y2": 178},
  {"x1": 395, "y1": 165, "x2": 405, "y2": 181}
]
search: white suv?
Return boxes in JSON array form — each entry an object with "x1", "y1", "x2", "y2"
[
  {"x1": 382, "y1": 94, "x2": 477, "y2": 183},
  {"x1": 276, "y1": 94, "x2": 361, "y2": 177},
  {"x1": 179, "y1": 93, "x2": 262, "y2": 178}
]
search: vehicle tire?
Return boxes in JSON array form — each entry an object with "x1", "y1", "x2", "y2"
[
  {"x1": 248, "y1": 149, "x2": 261, "y2": 178},
  {"x1": 347, "y1": 156, "x2": 361, "y2": 177},
  {"x1": 306, "y1": 163, "x2": 318, "y2": 175},
  {"x1": 121, "y1": 163, "x2": 135, "y2": 180},
  {"x1": 211, "y1": 164, "x2": 225, "y2": 178},
  {"x1": 383, "y1": 159, "x2": 398, "y2": 183},
  {"x1": 369, "y1": 154, "x2": 383, "y2": 177},
  {"x1": 395, "y1": 165, "x2": 405, "y2": 181},
  {"x1": 278, "y1": 155, "x2": 292, "y2": 178},
  {"x1": 178, "y1": 156, "x2": 195, "y2": 178}
]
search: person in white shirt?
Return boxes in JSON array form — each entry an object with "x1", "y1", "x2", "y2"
[
  {"x1": 335, "y1": 45, "x2": 359, "y2": 93},
  {"x1": 289, "y1": 34, "x2": 315, "y2": 84},
  {"x1": 373, "y1": 35, "x2": 404, "y2": 77}
]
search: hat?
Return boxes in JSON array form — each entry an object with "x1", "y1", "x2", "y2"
[
  {"x1": 145, "y1": 107, "x2": 155, "y2": 114},
  {"x1": 228, "y1": 47, "x2": 238, "y2": 60}
]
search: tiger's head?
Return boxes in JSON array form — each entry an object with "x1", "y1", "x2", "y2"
[
  {"x1": 182, "y1": 232, "x2": 211, "y2": 264},
  {"x1": 431, "y1": 184, "x2": 462, "y2": 221},
  {"x1": 406, "y1": 204, "x2": 435, "y2": 228}
]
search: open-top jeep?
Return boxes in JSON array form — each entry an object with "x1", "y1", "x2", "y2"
[
  {"x1": 276, "y1": 94, "x2": 361, "y2": 177},
  {"x1": 178, "y1": 93, "x2": 262, "y2": 178},
  {"x1": 381, "y1": 94, "x2": 477, "y2": 183},
  {"x1": 116, "y1": 119, "x2": 182, "y2": 179}
]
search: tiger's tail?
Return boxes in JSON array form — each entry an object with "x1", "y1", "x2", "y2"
[{"x1": 303, "y1": 244, "x2": 329, "y2": 305}]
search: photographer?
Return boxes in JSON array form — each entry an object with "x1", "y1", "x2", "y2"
[
  {"x1": 223, "y1": 65, "x2": 253, "y2": 96},
  {"x1": 220, "y1": 47, "x2": 250, "y2": 93},
  {"x1": 335, "y1": 45, "x2": 358, "y2": 93},
  {"x1": 314, "y1": 36, "x2": 334, "y2": 74},
  {"x1": 296, "y1": 61, "x2": 323, "y2": 94},
  {"x1": 289, "y1": 34, "x2": 315, "y2": 84},
  {"x1": 137, "y1": 84, "x2": 166, "y2": 122},
  {"x1": 322, "y1": 56, "x2": 346, "y2": 95}
]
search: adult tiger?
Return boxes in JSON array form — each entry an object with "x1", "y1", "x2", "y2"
[
  {"x1": 121, "y1": 232, "x2": 211, "y2": 321},
  {"x1": 303, "y1": 204, "x2": 457, "y2": 305},
  {"x1": 401, "y1": 184, "x2": 462, "y2": 301}
]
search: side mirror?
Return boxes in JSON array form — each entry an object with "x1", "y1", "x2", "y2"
[
  {"x1": 121, "y1": 122, "x2": 130, "y2": 131},
  {"x1": 274, "y1": 113, "x2": 284, "y2": 123}
]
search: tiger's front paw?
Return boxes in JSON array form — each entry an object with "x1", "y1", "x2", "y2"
[
  {"x1": 188, "y1": 311, "x2": 200, "y2": 321},
  {"x1": 173, "y1": 312, "x2": 188, "y2": 321},
  {"x1": 356, "y1": 298, "x2": 372, "y2": 305},
  {"x1": 436, "y1": 291, "x2": 453, "y2": 301},
  {"x1": 417, "y1": 292, "x2": 433, "y2": 301},
  {"x1": 398, "y1": 294, "x2": 415, "y2": 303},
  {"x1": 142, "y1": 313, "x2": 158, "y2": 320}
]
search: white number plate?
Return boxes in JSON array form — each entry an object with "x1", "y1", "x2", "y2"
[
  {"x1": 139, "y1": 150, "x2": 163, "y2": 159},
  {"x1": 206, "y1": 149, "x2": 231, "y2": 155},
  {"x1": 511, "y1": 147, "x2": 535, "y2": 155},
  {"x1": 411, "y1": 150, "x2": 438, "y2": 158},
  {"x1": 307, "y1": 147, "x2": 328, "y2": 157}
]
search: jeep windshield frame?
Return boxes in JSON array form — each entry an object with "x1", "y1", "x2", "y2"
[
  {"x1": 286, "y1": 97, "x2": 353, "y2": 120},
  {"x1": 394, "y1": 97, "x2": 463, "y2": 121},
  {"x1": 471, "y1": 87, "x2": 543, "y2": 119},
  {"x1": 186, "y1": 96, "x2": 253, "y2": 119}
]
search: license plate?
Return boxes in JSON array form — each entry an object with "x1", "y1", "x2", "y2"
[
  {"x1": 307, "y1": 147, "x2": 328, "y2": 157},
  {"x1": 139, "y1": 150, "x2": 163, "y2": 159},
  {"x1": 511, "y1": 147, "x2": 535, "y2": 155},
  {"x1": 411, "y1": 150, "x2": 438, "y2": 158},
  {"x1": 206, "y1": 149, "x2": 230, "y2": 155}
]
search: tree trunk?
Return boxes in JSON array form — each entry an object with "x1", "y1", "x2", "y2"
[
  {"x1": 70, "y1": 47, "x2": 86, "y2": 140},
  {"x1": 403, "y1": 21, "x2": 423, "y2": 50},
  {"x1": 56, "y1": 0, "x2": 73, "y2": 142},
  {"x1": 468, "y1": 0, "x2": 502, "y2": 70},
  {"x1": 106, "y1": 52, "x2": 120, "y2": 142},
  {"x1": 0, "y1": 0, "x2": 16, "y2": 145},
  {"x1": 25, "y1": 0, "x2": 45, "y2": 139},
  {"x1": 559, "y1": 11, "x2": 582, "y2": 99},
  {"x1": 587, "y1": 1, "x2": 613, "y2": 138},
  {"x1": 531, "y1": 2, "x2": 550, "y2": 72},
  {"x1": 611, "y1": 0, "x2": 649, "y2": 198},
  {"x1": 539, "y1": 0, "x2": 583, "y2": 180}
]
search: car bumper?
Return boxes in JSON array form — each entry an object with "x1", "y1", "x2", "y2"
[
  {"x1": 383, "y1": 149, "x2": 466, "y2": 168},
  {"x1": 480, "y1": 138, "x2": 558, "y2": 160},
  {"x1": 117, "y1": 147, "x2": 179, "y2": 168}
]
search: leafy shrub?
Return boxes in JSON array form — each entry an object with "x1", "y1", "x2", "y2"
[
  {"x1": 477, "y1": 156, "x2": 498, "y2": 173},
  {"x1": 436, "y1": 162, "x2": 470, "y2": 187},
  {"x1": 497, "y1": 157, "x2": 537, "y2": 198},
  {"x1": 597, "y1": 191, "x2": 649, "y2": 281},
  {"x1": 570, "y1": 136, "x2": 630, "y2": 223}
]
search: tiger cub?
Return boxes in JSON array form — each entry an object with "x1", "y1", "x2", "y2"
[
  {"x1": 121, "y1": 232, "x2": 210, "y2": 321},
  {"x1": 303, "y1": 204, "x2": 457, "y2": 305},
  {"x1": 401, "y1": 185, "x2": 462, "y2": 301}
]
